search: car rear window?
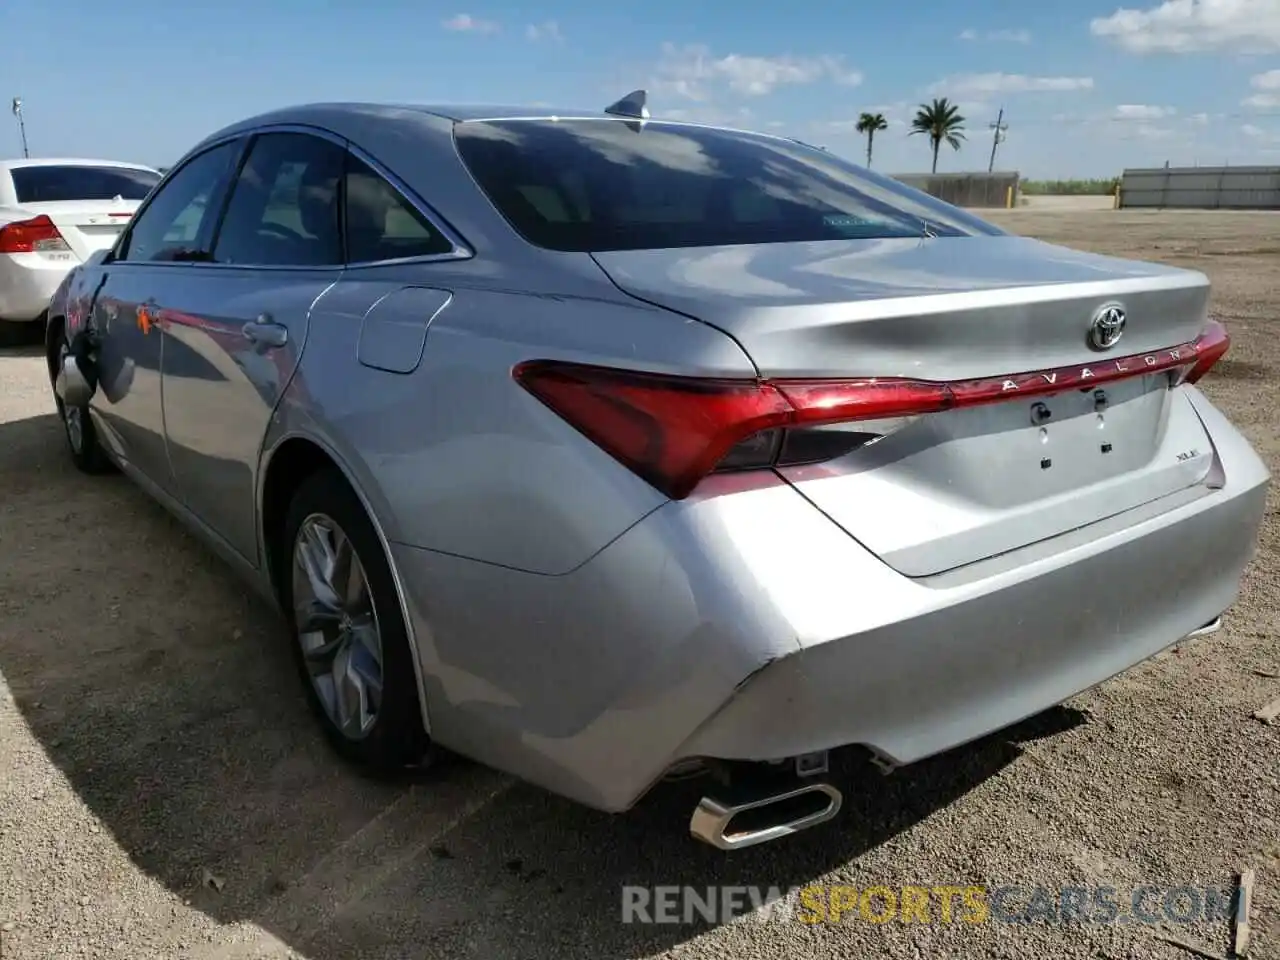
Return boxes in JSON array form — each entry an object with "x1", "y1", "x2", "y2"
[
  {"x1": 10, "y1": 165, "x2": 160, "y2": 203},
  {"x1": 452, "y1": 119, "x2": 1006, "y2": 252}
]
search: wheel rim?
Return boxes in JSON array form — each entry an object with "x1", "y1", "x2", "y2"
[
  {"x1": 58, "y1": 343, "x2": 83, "y2": 454},
  {"x1": 292, "y1": 513, "x2": 384, "y2": 741}
]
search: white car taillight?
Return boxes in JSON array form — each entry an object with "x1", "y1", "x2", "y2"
[{"x1": 0, "y1": 215, "x2": 71, "y2": 253}]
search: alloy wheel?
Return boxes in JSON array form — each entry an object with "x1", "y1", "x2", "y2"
[{"x1": 292, "y1": 513, "x2": 384, "y2": 740}]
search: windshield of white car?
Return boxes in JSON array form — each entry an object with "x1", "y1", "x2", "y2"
[
  {"x1": 10, "y1": 165, "x2": 161, "y2": 203},
  {"x1": 452, "y1": 118, "x2": 1007, "y2": 252}
]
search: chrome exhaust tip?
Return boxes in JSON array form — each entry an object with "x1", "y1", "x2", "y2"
[
  {"x1": 55, "y1": 354, "x2": 93, "y2": 409},
  {"x1": 689, "y1": 781, "x2": 843, "y2": 851}
]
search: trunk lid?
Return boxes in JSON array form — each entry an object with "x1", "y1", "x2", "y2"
[
  {"x1": 16, "y1": 200, "x2": 139, "y2": 261},
  {"x1": 592, "y1": 236, "x2": 1218, "y2": 576}
]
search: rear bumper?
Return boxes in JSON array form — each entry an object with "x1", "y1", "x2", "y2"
[
  {"x1": 682, "y1": 472, "x2": 1263, "y2": 768},
  {"x1": 0, "y1": 253, "x2": 73, "y2": 322},
  {"x1": 393, "y1": 388, "x2": 1269, "y2": 812}
]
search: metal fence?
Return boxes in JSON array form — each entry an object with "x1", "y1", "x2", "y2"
[
  {"x1": 1119, "y1": 166, "x2": 1280, "y2": 210},
  {"x1": 890, "y1": 172, "x2": 1021, "y2": 209}
]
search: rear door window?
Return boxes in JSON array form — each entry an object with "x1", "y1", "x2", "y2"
[
  {"x1": 11, "y1": 165, "x2": 161, "y2": 203},
  {"x1": 453, "y1": 119, "x2": 1007, "y2": 252},
  {"x1": 343, "y1": 153, "x2": 454, "y2": 263},
  {"x1": 212, "y1": 132, "x2": 345, "y2": 267}
]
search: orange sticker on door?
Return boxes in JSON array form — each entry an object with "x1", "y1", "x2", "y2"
[{"x1": 136, "y1": 305, "x2": 153, "y2": 335}]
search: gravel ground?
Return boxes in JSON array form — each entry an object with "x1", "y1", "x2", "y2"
[{"x1": 0, "y1": 209, "x2": 1277, "y2": 960}]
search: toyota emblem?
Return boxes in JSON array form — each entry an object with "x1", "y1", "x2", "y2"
[{"x1": 1088, "y1": 304, "x2": 1126, "y2": 351}]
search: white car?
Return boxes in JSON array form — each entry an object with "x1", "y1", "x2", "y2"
[{"x1": 0, "y1": 158, "x2": 161, "y2": 345}]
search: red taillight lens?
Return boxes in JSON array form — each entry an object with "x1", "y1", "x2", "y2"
[
  {"x1": 1182, "y1": 319, "x2": 1229, "y2": 384},
  {"x1": 513, "y1": 361, "x2": 794, "y2": 498},
  {"x1": 514, "y1": 320, "x2": 1230, "y2": 500},
  {"x1": 0, "y1": 215, "x2": 69, "y2": 254}
]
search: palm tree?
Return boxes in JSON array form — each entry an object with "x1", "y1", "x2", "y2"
[
  {"x1": 910, "y1": 98, "x2": 966, "y2": 173},
  {"x1": 855, "y1": 112, "x2": 888, "y2": 168}
]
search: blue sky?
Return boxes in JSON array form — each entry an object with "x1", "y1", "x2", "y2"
[{"x1": 4, "y1": 0, "x2": 1280, "y2": 178}]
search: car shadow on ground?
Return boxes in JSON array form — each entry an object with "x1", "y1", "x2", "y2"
[
  {"x1": 0, "y1": 410, "x2": 1090, "y2": 960},
  {"x1": 0, "y1": 343, "x2": 46, "y2": 361}
]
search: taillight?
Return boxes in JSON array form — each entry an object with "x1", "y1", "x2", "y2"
[
  {"x1": 0, "y1": 215, "x2": 70, "y2": 254},
  {"x1": 1181, "y1": 318, "x2": 1230, "y2": 384},
  {"x1": 514, "y1": 319, "x2": 1230, "y2": 500},
  {"x1": 512, "y1": 361, "x2": 794, "y2": 499}
]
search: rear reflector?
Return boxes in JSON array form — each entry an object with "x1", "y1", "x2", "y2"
[
  {"x1": 514, "y1": 320, "x2": 1230, "y2": 500},
  {"x1": 0, "y1": 215, "x2": 70, "y2": 254}
]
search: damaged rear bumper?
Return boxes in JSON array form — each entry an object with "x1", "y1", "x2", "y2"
[{"x1": 390, "y1": 388, "x2": 1269, "y2": 816}]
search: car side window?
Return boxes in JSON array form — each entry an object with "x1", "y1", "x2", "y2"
[
  {"x1": 212, "y1": 132, "x2": 345, "y2": 267},
  {"x1": 118, "y1": 140, "x2": 240, "y2": 263},
  {"x1": 344, "y1": 153, "x2": 454, "y2": 263}
]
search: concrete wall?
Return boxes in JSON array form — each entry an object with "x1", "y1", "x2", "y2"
[
  {"x1": 891, "y1": 172, "x2": 1020, "y2": 209},
  {"x1": 1119, "y1": 166, "x2": 1280, "y2": 210}
]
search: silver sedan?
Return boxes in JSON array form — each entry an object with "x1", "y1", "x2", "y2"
[{"x1": 46, "y1": 96, "x2": 1269, "y2": 850}]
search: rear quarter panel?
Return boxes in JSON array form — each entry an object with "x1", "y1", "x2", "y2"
[{"x1": 276, "y1": 255, "x2": 759, "y2": 576}]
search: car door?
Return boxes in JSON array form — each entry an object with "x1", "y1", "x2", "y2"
[
  {"x1": 88, "y1": 139, "x2": 243, "y2": 494},
  {"x1": 159, "y1": 130, "x2": 346, "y2": 564}
]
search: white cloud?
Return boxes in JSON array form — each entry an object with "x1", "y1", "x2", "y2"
[
  {"x1": 442, "y1": 13, "x2": 499, "y2": 33},
  {"x1": 1114, "y1": 103, "x2": 1177, "y2": 119},
  {"x1": 1253, "y1": 68, "x2": 1280, "y2": 88},
  {"x1": 928, "y1": 73, "x2": 1094, "y2": 98},
  {"x1": 1244, "y1": 68, "x2": 1280, "y2": 107},
  {"x1": 957, "y1": 100, "x2": 994, "y2": 120},
  {"x1": 1090, "y1": 0, "x2": 1280, "y2": 53},
  {"x1": 650, "y1": 43, "x2": 862, "y2": 100},
  {"x1": 1238, "y1": 122, "x2": 1280, "y2": 145},
  {"x1": 959, "y1": 28, "x2": 1032, "y2": 43},
  {"x1": 526, "y1": 21, "x2": 563, "y2": 42}
]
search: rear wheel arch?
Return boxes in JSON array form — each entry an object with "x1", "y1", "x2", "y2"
[
  {"x1": 260, "y1": 436, "x2": 345, "y2": 597},
  {"x1": 258, "y1": 434, "x2": 434, "y2": 735}
]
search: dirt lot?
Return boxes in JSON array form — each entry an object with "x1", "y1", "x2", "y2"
[{"x1": 1, "y1": 209, "x2": 1278, "y2": 960}]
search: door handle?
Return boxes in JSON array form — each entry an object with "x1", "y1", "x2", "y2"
[{"x1": 241, "y1": 314, "x2": 288, "y2": 349}]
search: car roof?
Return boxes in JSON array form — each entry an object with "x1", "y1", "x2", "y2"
[
  {"x1": 216, "y1": 102, "x2": 622, "y2": 127},
  {"x1": 401, "y1": 103, "x2": 618, "y2": 122},
  {"x1": 191, "y1": 102, "x2": 622, "y2": 158},
  {"x1": 193, "y1": 101, "x2": 784, "y2": 160}
]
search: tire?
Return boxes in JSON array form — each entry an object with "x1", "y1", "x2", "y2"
[
  {"x1": 50, "y1": 325, "x2": 113, "y2": 474},
  {"x1": 280, "y1": 468, "x2": 433, "y2": 775}
]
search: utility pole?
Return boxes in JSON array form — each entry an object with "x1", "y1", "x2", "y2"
[
  {"x1": 11, "y1": 97, "x2": 28, "y2": 158},
  {"x1": 988, "y1": 106, "x2": 1007, "y2": 173}
]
